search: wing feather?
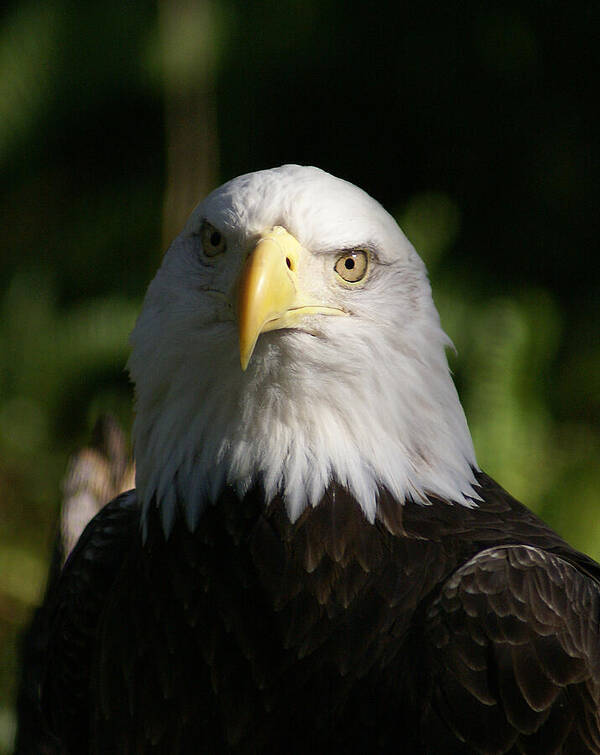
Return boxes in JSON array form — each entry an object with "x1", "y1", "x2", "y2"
[
  {"x1": 42, "y1": 490, "x2": 139, "y2": 751},
  {"x1": 424, "y1": 545, "x2": 600, "y2": 753}
]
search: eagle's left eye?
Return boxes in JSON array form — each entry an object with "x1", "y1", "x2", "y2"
[
  {"x1": 200, "y1": 221, "x2": 227, "y2": 257},
  {"x1": 334, "y1": 250, "x2": 369, "y2": 284}
]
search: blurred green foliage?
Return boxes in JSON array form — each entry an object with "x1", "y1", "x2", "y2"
[{"x1": 0, "y1": 1, "x2": 598, "y2": 751}]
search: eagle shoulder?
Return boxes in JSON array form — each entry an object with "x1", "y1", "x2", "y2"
[
  {"x1": 42, "y1": 490, "x2": 139, "y2": 751},
  {"x1": 423, "y1": 544, "x2": 600, "y2": 753}
]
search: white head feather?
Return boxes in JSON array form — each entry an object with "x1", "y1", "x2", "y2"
[{"x1": 128, "y1": 165, "x2": 479, "y2": 533}]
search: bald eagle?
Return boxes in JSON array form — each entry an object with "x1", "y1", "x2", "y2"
[{"x1": 34, "y1": 167, "x2": 600, "y2": 753}]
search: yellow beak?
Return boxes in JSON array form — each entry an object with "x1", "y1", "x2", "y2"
[{"x1": 237, "y1": 226, "x2": 345, "y2": 370}]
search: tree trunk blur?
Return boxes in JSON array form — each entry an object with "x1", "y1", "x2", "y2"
[{"x1": 160, "y1": 0, "x2": 220, "y2": 250}]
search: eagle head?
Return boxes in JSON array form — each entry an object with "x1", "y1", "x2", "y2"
[{"x1": 128, "y1": 165, "x2": 478, "y2": 533}]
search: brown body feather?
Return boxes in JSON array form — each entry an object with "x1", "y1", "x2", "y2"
[{"x1": 41, "y1": 473, "x2": 600, "y2": 753}]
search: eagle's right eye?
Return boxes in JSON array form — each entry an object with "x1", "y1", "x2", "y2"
[
  {"x1": 200, "y1": 221, "x2": 227, "y2": 257},
  {"x1": 334, "y1": 250, "x2": 369, "y2": 284}
]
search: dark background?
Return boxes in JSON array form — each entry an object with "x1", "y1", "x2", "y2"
[{"x1": 0, "y1": 1, "x2": 598, "y2": 748}]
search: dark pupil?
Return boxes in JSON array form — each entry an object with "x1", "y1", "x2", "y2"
[
  {"x1": 344, "y1": 257, "x2": 355, "y2": 270},
  {"x1": 210, "y1": 231, "x2": 221, "y2": 246}
]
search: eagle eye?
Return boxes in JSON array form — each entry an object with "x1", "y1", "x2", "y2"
[
  {"x1": 334, "y1": 250, "x2": 369, "y2": 284},
  {"x1": 200, "y1": 221, "x2": 227, "y2": 257}
]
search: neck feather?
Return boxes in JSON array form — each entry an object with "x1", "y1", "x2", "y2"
[{"x1": 130, "y1": 314, "x2": 479, "y2": 535}]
